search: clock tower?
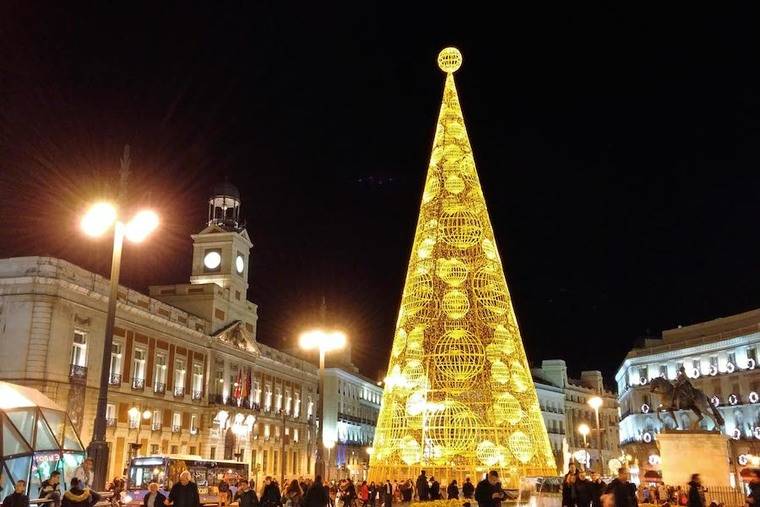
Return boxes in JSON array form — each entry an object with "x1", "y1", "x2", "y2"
[{"x1": 190, "y1": 180, "x2": 252, "y2": 296}]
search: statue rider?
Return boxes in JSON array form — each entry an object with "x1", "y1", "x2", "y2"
[{"x1": 673, "y1": 366, "x2": 693, "y2": 408}]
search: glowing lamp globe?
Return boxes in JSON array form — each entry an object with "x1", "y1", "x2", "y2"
[
  {"x1": 81, "y1": 202, "x2": 117, "y2": 237},
  {"x1": 125, "y1": 210, "x2": 159, "y2": 243}
]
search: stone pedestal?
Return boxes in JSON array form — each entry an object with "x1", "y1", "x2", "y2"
[{"x1": 656, "y1": 430, "x2": 730, "y2": 486}]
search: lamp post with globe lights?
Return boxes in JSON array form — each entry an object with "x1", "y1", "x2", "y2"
[
  {"x1": 578, "y1": 423, "x2": 590, "y2": 447},
  {"x1": 127, "y1": 407, "x2": 153, "y2": 460},
  {"x1": 298, "y1": 329, "x2": 346, "y2": 480},
  {"x1": 587, "y1": 396, "x2": 603, "y2": 470},
  {"x1": 82, "y1": 147, "x2": 159, "y2": 489}
]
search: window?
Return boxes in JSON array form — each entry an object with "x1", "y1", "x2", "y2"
[
  {"x1": 262, "y1": 451, "x2": 268, "y2": 473},
  {"x1": 285, "y1": 390, "x2": 292, "y2": 415},
  {"x1": 294, "y1": 429, "x2": 299, "y2": 442},
  {"x1": 150, "y1": 444, "x2": 159, "y2": 454},
  {"x1": 264, "y1": 424, "x2": 271, "y2": 439},
  {"x1": 293, "y1": 452, "x2": 298, "y2": 474},
  {"x1": 748, "y1": 348, "x2": 757, "y2": 364},
  {"x1": 192, "y1": 363, "x2": 204, "y2": 393},
  {"x1": 307, "y1": 398, "x2": 314, "y2": 418},
  {"x1": 152, "y1": 409, "x2": 162, "y2": 430},
  {"x1": 189, "y1": 446, "x2": 197, "y2": 455},
  {"x1": 171, "y1": 445, "x2": 179, "y2": 454},
  {"x1": 71, "y1": 330, "x2": 87, "y2": 366},
  {"x1": 128, "y1": 409, "x2": 140, "y2": 429},
  {"x1": 154, "y1": 353, "x2": 167, "y2": 390},
  {"x1": 728, "y1": 352, "x2": 737, "y2": 367},
  {"x1": 175, "y1": 359, "x2": 186, "y2": 389},
  {"x1": 254, "y1": 381, "x2": 262, "y2": 405},
  {"x1": 133, "y1": 348, "x2": 147, "y2": 380},
  {"x1": 659, "y1": 364, "x2": 667, "y2": 378},
  {"x1": 110, "y1": 343, "x2": 122, "y2": 379},
  {"x1": 273, "y1": 451, "x2": 278, "y2": 474},
  {"x1": 190, "y1": 414, "x2": 198, "y2": 434},
  {"x1": 275, "y1": 387, "x2": 282, "y2": 412},
  {"x1": 265, "y1": 388, "x2": 272, "y2": 412},
  {"x1": 172, "y1": 412, "x2": 182, "y2": 431},
  {"x1": 210, "y1": 447, "x2": 216, "y2": 459},
  {"x1": 106, "y1": 404, "x2": 116, "y2": 425}
]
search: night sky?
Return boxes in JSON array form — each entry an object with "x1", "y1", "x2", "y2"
[{"x1": 1, "y1": 3, "x2": 759, "y2": 385}]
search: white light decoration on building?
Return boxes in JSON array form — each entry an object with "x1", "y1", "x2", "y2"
[
  {"x1": 641, "y1": 404, "x2": 650, "y2": 414},
  {"x1": 729, "y1": 394, "x2": 739, "y2": 406},
  {"x1": 750, "y1": 392, "x2": 759, "y2": 404},
  {"x1": 709, "y1": 365, "x2": 718, "y2": 376},
  {"x1": 642, "y1": 432, "x2": 653, "y2": 443},
  {"x1": 754, "y1": 427, "x2": 760, "y2": 440},
  {"x1": 648, "y1": 454, "x2": 661, "y2": 465},
  {"x1": 732, "y1": 428, "x2": 741, "y2": 440},
  {"x1": 747, "y1": 359, "x2": 756, "y2": 370},
  {"x1": 711, "y1": 396, "x2": 720, "y2": 407},
  {"x1": 739, "y1": 454, "x2": 750, "y2": 466},
  {"x1": 690, "y1": 368, "x2": 700, "y2": 379},
  {"x1": 640, "y1": 377, "x2": 648, "y2": 386},
  {"x1": 726, "y1": 362, "x2": 736, "y2": 373}
]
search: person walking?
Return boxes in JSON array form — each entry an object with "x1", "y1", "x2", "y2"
[
  {"x1": 603, "y1": 468, "x2": 637, "y2": 507},
  {"x1": 166, "y1": 471, "x2": 200, "y2": 507},
  {"x1": 687, "y1": 474, "x2": 705, "y2": 507},
  {"x1": 358, "y1": 482, "x2": 369, "y2": 507},
  {"x1": 143, "y1": 483, "x2": 167, "y2": 507},
  {"x1": 475, "y1": 471, "x2": 503, "y2": 507},
  {"x1": 3, "y1": 480, "x2": 29, "y2": 507},
  {"x1": 447, "y1": 481, "x2": 459, "y2": 500},
  {"x1": 367, "y1": 483, "x2": 376, "y2": 507},
  {"x1": 429, "y1": 478, "x2": 440, "y2": 501},
  {"x1": 462, "y1": 478, "x2": 474, "y2": 501},
  {"x1": 284, "y1": 480, "x2": 303, "y2": 507},
  {"x1": 415, "y1": 472, "x2": 429, "y2": 502},
  {"x1": 382, "y1": 481, "x2": 393, "y2": 507},
  {"x1": 303, "y1": 477, "x2": 329, "y2": 507},
  {"x1": 234, "y1": 480, "x2": 259, "y2": 507}
]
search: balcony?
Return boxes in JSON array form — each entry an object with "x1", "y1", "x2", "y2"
[
  {"x1": 152, "y1": 422, "x2": 162, "y2": 431},
  {"x1": 109, "y1": 373, "x2": 122, "y2": 386},
  {"x1": 153, "y1": 382, "x2": 166, "y2": 396},
  {"x1": 106, "y1": 418, "x2": 117, "y2": 427},
  {"x1": 172, "y1": 425, "x2": 181, "y2": 433},
  {"x1": 131, "y1": 377, "x2": 145, "y2": 391},
  {"x1": 69, "y1": 364, "x2": 88, "y2": 383},
  {"x1": 174, "y1": 387, "x2": 185, "y2": 398},
  {"x1": 192, "y1": 390, "x2": 203, "y2": 401},
  {"x1": 190, "y1": 427, "x2": 198, "y2": 435}
]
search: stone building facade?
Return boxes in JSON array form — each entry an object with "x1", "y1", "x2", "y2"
[
  {"x1": 0, "y1": 183, "x2": 318, "y2": 483},
  {"x1": 532, "y1": 360, "x2": 621, "y2": 474}
]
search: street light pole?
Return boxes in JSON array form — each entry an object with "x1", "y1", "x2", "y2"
[
  {"x1": 315, "y1": 348, "x2": 326, "y2": 479},
  {"x1": 281, "y1": 409, "x2": 287, "y2": 486},
  {"x1": 588, "y1": 396, "x2": 603, "y2": 472},
  {"x1": 87, "y1": 146, "x2": 131, "y2": 490}
]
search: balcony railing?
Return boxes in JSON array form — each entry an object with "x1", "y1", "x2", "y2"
[
  {"x1": 154, "y1": 382, "x2": 166, "y2": 395},
  {"x1": 174, "y1": 387, "x2": 185, "y2": 398},
  {"x1": 190, "y1": 427, "x2": 198, "y2": 435},
  {"x1": 69, "y1": 364, "x2": 88, "y2": 382},
  {"x1": 131, "y1": 377, "x2": 145, "y2": 391},
  {"x1": 106, "y1": 418, "x2": 117, "y2": 427},
  {"x1": 172, "y1": 425, "x2": 181, "y2": 433},
  {"x1": 109, "y1": 373, "x2": 122, "y2": 386},
  {"x1": 128, "y1": 420, "x2": 139, "y2": 429},
  {"x1": 152, "y1": 422, "x2": 162, "y2": 431},
  {"x1": 192, "y1": 390, "x2": 203, "y2": 401}
]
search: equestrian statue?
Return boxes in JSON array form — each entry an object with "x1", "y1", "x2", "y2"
[{"x1": 648, "y1": 366, "x2": 725, "y2": 430}]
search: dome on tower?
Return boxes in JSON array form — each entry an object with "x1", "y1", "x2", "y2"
[
  {"x1": 208, "y1": 179, "x2": 243, "y2": 231},
  {"x1": 211, "y1": 180, "x2": 241, "y2": 200}
]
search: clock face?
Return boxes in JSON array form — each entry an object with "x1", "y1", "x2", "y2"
[
  {"x1": 204, "y1": 251, "x2": 222, "y2": 270},
  {"x1": 235, "y1": 255, "x2": 245, "y2": 274}
]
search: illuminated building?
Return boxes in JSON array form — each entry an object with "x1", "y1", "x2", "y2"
[
  {"x1": 616, "y1": 307, "x2": 760, "y2": 482},
  {"x1": 532, "y1": 360, "x2": 620, "y2": 474},
  {"x1": 367, "y1": 48, "x2": 556, "y2": 486},
  {"x1": 0, "y1": 182, "x2": 317, "y2": 484}
]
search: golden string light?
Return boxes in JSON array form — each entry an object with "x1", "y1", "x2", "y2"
[{"x1": 368, "y1": 47, "x2": 556, "y2": 487}]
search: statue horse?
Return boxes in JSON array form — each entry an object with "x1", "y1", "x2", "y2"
[{"x1": 648, "y1": 376, "x2": 725, "y2": 430}]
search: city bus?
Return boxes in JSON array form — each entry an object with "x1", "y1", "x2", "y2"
[{"x1": 125, "y1": 455, "x2": 249, "y2": 506}]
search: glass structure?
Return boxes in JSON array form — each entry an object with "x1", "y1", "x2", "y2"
[
  {"x1": 368, "y1": 48, "x2": 557, "y2": 487},
  {"x1": 0, "y1": 382, "x2": 86, "y2": 500}
]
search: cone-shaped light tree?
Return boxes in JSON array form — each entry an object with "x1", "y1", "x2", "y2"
[{"x1": 368, "y1": 48, "x2": 557, "y2": 486}]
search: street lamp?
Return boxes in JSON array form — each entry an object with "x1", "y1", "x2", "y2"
[
  {"x1": 298, "y1": 329, "x2": 346, "y2": 480},
  {"x1": 83, "y1": 199, "x2": 159, "y2": 489},
  {"x1": 128, "y1": 407, "x2": 153, "y2": 459},
  {"x1": 578, "y1": 423, "x2": 590, "y2": 448},
  {"x1": 588, "y1": 396, "x2": 603, "y2": 470}
]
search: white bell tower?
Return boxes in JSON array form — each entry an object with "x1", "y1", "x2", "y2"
[{"x1": 190, "y1": 181, "x2": 252, "y2": 299}]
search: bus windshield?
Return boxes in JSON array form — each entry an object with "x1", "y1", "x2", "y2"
[
  {"x1": 129, "y1": 457, "x2": 168, "y2": 489},
  {"x1": 128, "y1": 456, "x2": 248, "y2": 493}
]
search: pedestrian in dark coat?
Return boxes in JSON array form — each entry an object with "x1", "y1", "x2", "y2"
[
  {"x1": 143, "y1": 483, "x2": 167, "y2": 507},
  {"x1": 61, "y1": 479, "x2": 100, "y2": 507},
  {"x1": 302, "y1": 477, "x2": 328, "y2": 507},
  {"x1": 462, "y1": 478, "x2": 474, "y2": 500},
  {"x1": 447, "y1": 481, "x2": 459, "y2": 500},
  {"x1": 475, "y1": 472, "x2": 503, "y2": 507},
  {"x1": 429, "y1": 479, "x2": 440, "y2": 501},
  {"x1": 368, "y1": 483, "x2": 377, "y2": 507},
  {"x1": 260, "y1": 477, "x2": 281, "y2": 507},
  {"x1": 687, "y1": 475, "x2": 705, "y2": 507},
  {"x1": 3, "y1": 481, "x2": 29, "y2": 507},
  {"x1": 575, "y1": 471, "x2": 593, "y2": 507},
  {"x1": 562, "y1": 474, "x2": 577, "y2": 507},
  {"x1": 589, "y1": 472, "x2": 606, "y2": 507},
  {"x1": 167, "y1": 471, "x2": 200, "y2": 507},
  {"x1": 748, "y1": 470, "x2": 760, "y2": 507},
  {"x1": 234, "y1": 480, "x2": 259, "y2": 507},
  {"x1": 415, "y1": 472, "x2": 429, "y2": 501},
  {"x1": 382, "y1": 481, "x2": 393, "y2": 507},
  {"x1": 604, "y1": 468, "x2": 637, "y2": 507}
]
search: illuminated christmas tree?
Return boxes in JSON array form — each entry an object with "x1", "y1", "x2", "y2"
[{"x1": 368, "y1": 48, "x2": 557, "y2": 486}]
